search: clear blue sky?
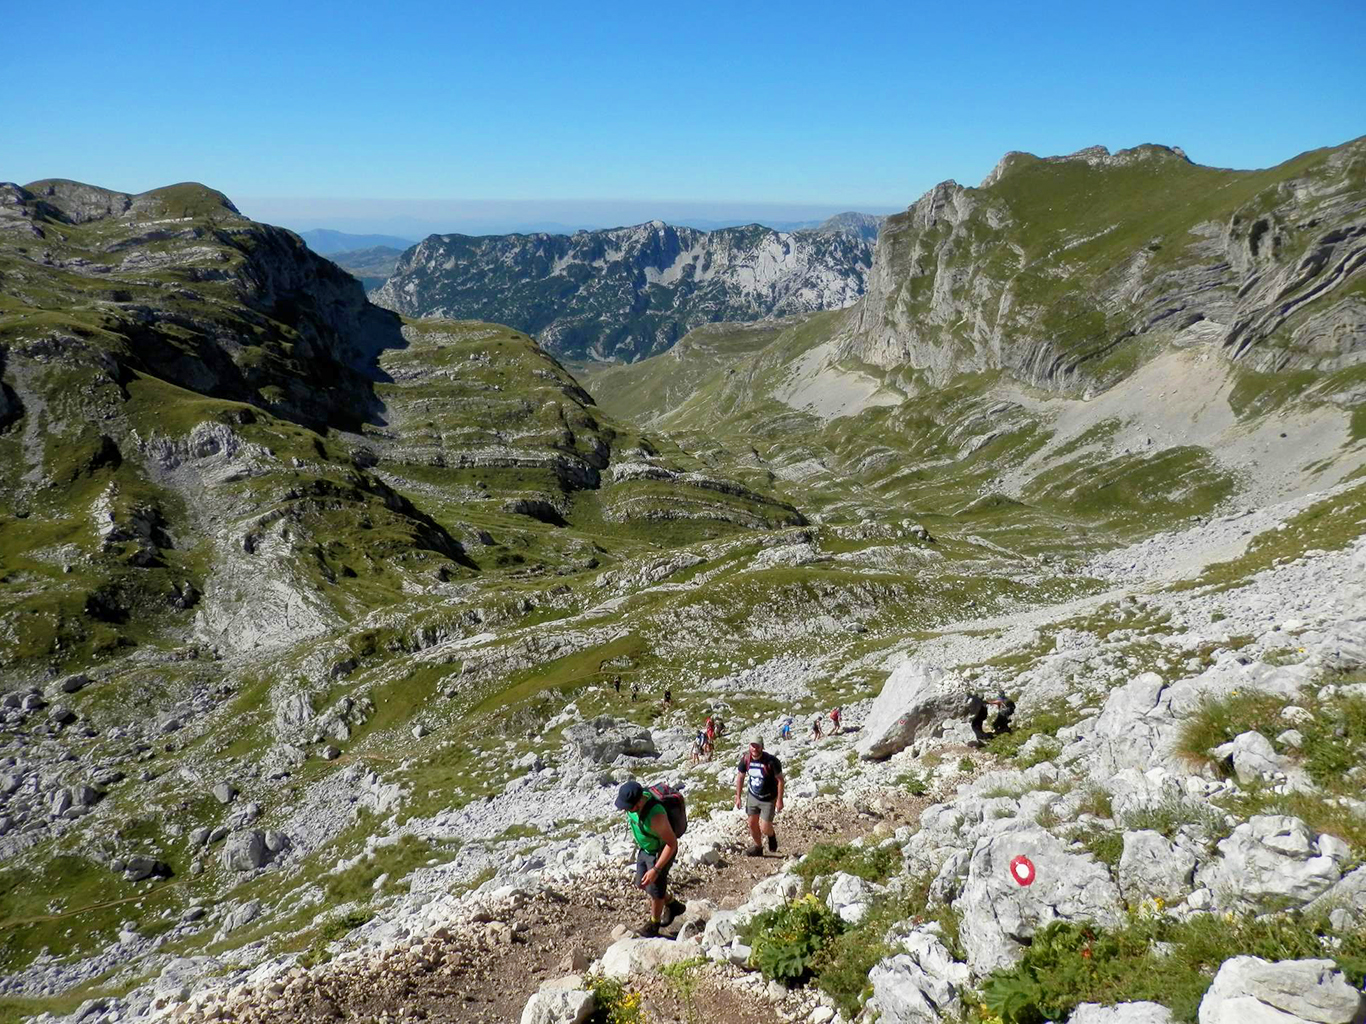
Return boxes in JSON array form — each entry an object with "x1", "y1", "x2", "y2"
[{"x1": 6, "y1": 0, "x2": 1364, "y2": 232}]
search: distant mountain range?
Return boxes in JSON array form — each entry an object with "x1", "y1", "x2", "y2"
[
  {"x1": 371, "y1": 214, "x2": 885, "y2": 361},
  {"x1": 299, "y1": 228, "x2": 417, "y2": 254}
]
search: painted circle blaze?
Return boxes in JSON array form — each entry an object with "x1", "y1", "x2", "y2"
[{"x1": 1009, "y1": 855, "x2": 1036, "y2": 886}]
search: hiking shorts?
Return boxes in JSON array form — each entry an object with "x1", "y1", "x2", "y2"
[
  {"x1": 635, "y1": 847, "x2": 671, "y2": 899},
  {"x1": 745, "y1": 792, "x2": 776, "y2": 822}
]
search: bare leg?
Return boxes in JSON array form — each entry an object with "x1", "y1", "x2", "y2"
[
  {"x1": 650, "y1": 893, "x2": 665, "y2": 921},
  {"x1": 748, "y1": 812, "x2": 762, "y2": 847}
]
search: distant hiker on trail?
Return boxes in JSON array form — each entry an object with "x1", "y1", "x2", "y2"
[
  {"x1": 663, "y1": 688, "x2": 672, "y2": 706},
  {"x1": 779, "y1": 716, "x2": 794, "y2": 741},
  {"x1": 811, "y1": 717, "x2": 823, "y2": 740},
  {"x1": 829, "y1": 707, "x2": 842, "y2": 734},
  {"x1": 690, "y1": 730, "x2": 705, "y2": 765},
  {"x1": 613, "y1": 675, "x2": 621, "y2": 694},
  {"x1": 631, "y1": 681, "x2": 639, "y2": 702},
  {"x1": 615, "y1": 781, "x2": 685, "y2": 937},
  {"x1": 736, "y1": 738, "x2": 784, "y2": 856}
]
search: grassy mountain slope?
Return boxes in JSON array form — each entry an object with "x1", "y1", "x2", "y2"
[{"x1": 838, "y1": 138, "x2": 1366, "y2": 393}]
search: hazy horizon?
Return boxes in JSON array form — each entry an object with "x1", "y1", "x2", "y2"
[{"x1": 239, "y1": 197, "x2": 902, "y2": 240}]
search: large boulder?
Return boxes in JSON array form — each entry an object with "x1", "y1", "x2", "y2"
[
  {"x1": 1196, "y1": 816, "x2": 1347, "y2": 909},
  {"x1": 1198, "y1": 956, "x2": 1365, "y2": 1024},
  {"x1": 220, "y1": 830, "x2": 268, "y2": 872},
  {"x1": 564, "y1": 717, "x2": 658, "y2": 763},
  {"x1": 956, "y1": 825, "x2": 1124, "y2": 974},
  {"x1": 857, "y1": 661, "x2": 985, "y2": 760}
]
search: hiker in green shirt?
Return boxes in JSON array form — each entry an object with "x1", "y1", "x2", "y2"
[{"x1": 615, "y1": 781, "x2": 684, "y2": 937}]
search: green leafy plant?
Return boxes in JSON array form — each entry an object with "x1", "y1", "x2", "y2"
[{"x1": 743, "y1": 894, "x2": 845, "y2": 985}]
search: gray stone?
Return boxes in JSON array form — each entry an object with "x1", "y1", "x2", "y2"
[
  {"x1": 57, "y1": 674, "x2": 91, "y2": 694},
  {"x1": 1198, "y1": 816, "x2": 1346, "y2": 909},
  {"x1": 220, "y1": 829, "x2": 268, "y2": 872},
  {"x1": 1071, "y1": 1003, "x2": 1175, "y2": 1024},
  {"x1": 1226, "y1": 731, "x2": 1288, "y2": 783},
  {"x1": 857, "y1": 660, "x2": 986, "y2": 760},
  {"x1": 520, "y1": 988, "x2": 594, "y2": 1024},
  {"x1": 221, "y1": 900, "x2": 261, "y2": 933},
  {"x1": 125, "y1": 856, "x2": 169, "y2": 881},
  {"x1": 189, "y1": 826, "x2": 210, "y2": 847},
  {"x1": 827, "y1": 871, "x2": 875, "y2": 924},
  {"x1": 600, "y1": 936, "x2": 694, "y2": 978},
  {"x1": 1119, "y1": 830, "x2": 1197, "y2": 903},
  {"x1": 1199, "y1": 956, "x2": 1364, "y2": 1024},
  {"x1": 212, "y1": 782, "x2": 237, "y2": 805},
  {"x1": 868, "y1": 949, "x2": 966, "y2": 1023},
  {"x1": 263, "y1": 830, "x2": 289, "y2": 853},
  {"x1": 49, "y1": 705, "x2": 76, "y2": 725},
  {"x1": 322, "y1": 745, "x2": 341, "y2": 760},
  {"x1": 957, "y1": 824, "x2": 1124, "y2": 973},
  {"x1": 563, "y1": 717, "x2": 658, "y2": 763}
]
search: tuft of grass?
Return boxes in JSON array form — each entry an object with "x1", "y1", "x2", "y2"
[
  {"x1": 974, "y1": 911, "x2": 1366, "y2": 1024},
  {"x1": 795, "y1": 841, "x2": 902, "y2": 886},
  {"x1": 1174, "y1": 691, "x2": 1289, "y2": 769},
  {"x1": 987, "y1": 698, "x2": 1081, "y2": 760}
]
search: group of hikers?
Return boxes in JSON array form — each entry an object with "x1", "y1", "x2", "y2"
[
  {"x1": 692, "y1": 706, "x2": 841, "y2": 763},
  {"x1": 615, "y1": 735, "x2": 785, "y2": 937},
  {"x1": 778, "y1": 705, "x2": 841, "y2": 742},
  {"x1": 609, "y1": 673, "x2": 672, "y2": 707}
]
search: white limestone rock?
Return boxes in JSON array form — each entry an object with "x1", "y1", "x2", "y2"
[
  {"x1": 857, "y1": 661, "x2": 985, "y2": 760},
  {"x1": 1119, "y1": 830, "x2": 1198, "y2": 903},
  {"x1": 1071, "y1": 1003, "x2": 1175, "y2": 1024},
  {"x1": 1198, "y1": 956, "x2": 1365, "y2": 1024},
  {"x1": 521, "y1": 988, "x2": 594, "y2": 1024},
  {"x1": 1197, "y1": 816, "x2": 1346, "y2": 909},
  {"x1": 957, "y1": 825, "x2": 1124, "y2": 974}
]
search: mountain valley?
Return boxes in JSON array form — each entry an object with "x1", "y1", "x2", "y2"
[{"x1": 0, "y1": 137, "x2": 1364, "y2": 1024}]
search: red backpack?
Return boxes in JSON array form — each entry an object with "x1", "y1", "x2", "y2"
[{"x1": 644, "y1": 783, "x2": 688, "y2": 837}]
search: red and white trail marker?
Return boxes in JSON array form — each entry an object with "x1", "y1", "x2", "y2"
[{"x1": 1009, "y1": 855, "x2": 1036, "y2": 886}]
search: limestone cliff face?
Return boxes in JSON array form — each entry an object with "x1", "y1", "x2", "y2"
[
  {"x1": 0, "y1": 178, "x2": 405, "y2": 431},
  {"x1": 838, "y1": 139, "x2": 1366, "y2": 389},
  {"x1": 372, "y1": 220, "x2": 873, "y2": 361}
]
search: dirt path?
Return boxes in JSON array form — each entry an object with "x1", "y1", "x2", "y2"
[{"x1": 191, "y1": 794, "x2": 927, "y2": 1024}]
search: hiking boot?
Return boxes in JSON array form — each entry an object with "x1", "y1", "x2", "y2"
[
  {"x1": 745, "y1": 844, "x2": 763, "y2": 857},
  {"x1": 638, "y1": 919, "x2": 661, "y2": 938},
  {"x1": 767, "y1": 833, "x2": 778, "y2": 853},
  {"x1": 661, "y1": 899, "x2": 687, "y2": 927}
]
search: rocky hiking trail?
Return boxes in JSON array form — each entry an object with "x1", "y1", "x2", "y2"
[{"x1": 166, "y1": 792, "x2": 928, "y2": 1024}]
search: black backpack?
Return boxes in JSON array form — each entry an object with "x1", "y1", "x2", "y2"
[{"x1": 644, "y1": 783, "x2": 688, "y2": 837}]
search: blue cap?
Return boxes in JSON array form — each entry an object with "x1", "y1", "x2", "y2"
[{"x1": 615, "y1": 780, "x2": 644, "y2": 810}]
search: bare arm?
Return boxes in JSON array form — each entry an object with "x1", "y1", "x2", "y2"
[
  {"x1": 735, "y1": 770, "x2": 745, "y2": 807},
  {"x1": 775, "y1": 773, "x2": 785, "y2": 812},
  {"x1": 651, "y1": 811, "x2": 678, "y2": 871}
]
